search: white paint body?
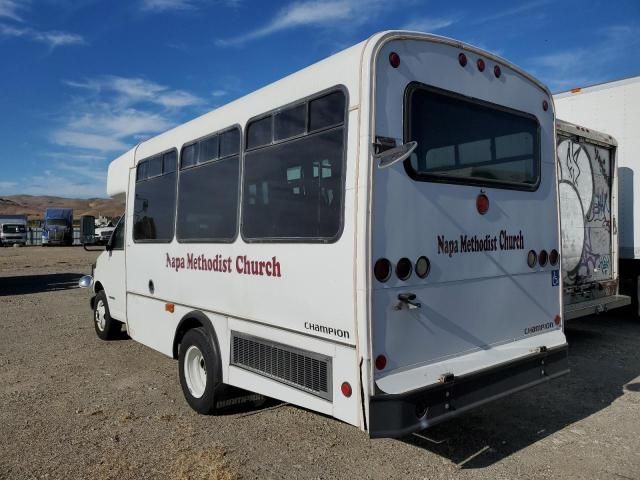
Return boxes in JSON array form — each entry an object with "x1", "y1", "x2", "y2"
[
  {"x1": 0, "y1": 215, "x2": 27, "y2": 245},
  {"x1": 555, "y1": 77, "x2": 640, "y2": 260},
  {"x1": 93, "y1": 31, "x2": 565, "y2": 434}
]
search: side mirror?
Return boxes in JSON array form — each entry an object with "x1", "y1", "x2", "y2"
[
  {"x1": 80, "y1": 215, "x2": 96, "y2": 245},
  {"x1": 374, "y1": 141, "x2": 418, "y2": 169}
]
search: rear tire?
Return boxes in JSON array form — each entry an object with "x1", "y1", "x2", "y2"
[
  {"x1": 178, "y1": 327, "x2": 223, "y2": 414},
  {"x1": 93, "y1": 290, "x2": 121, "y2": 340}
]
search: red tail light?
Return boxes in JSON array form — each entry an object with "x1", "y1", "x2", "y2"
[
  {"x1": 543, "y1": 100, "x2": 549, "y2": 111},
  {"x1": 396, "y1": 258, "x2": 412, "y2": 280},
  {"x1": 494, "y1": 65, "x2": 501, "y2": 78},
  {"x1": 389, "y1": 52, "x2": 400, "y2": 68},
  {"x1": 539, "y1": 250, "x2": 548, "y2": 267},
  {"x1": 554, "y1": 315, "x2": 561, "y2": 326},
  {"x1": 476, "y1": 193, "x2": 490, "y2": 215},
  {"x1": 375, "y1": 355, "x2": 387, "y2": 370},
  {"x1": 458, "y1": 52, "x2": 467, "y2": 67},
  {"x1": 477, "y1": 58, "x2": 485, "y2": 72},
  {"x1": 341, "y1": 382, "x2": 352, "y2": 398},
  {"x1": 549, "y1": 249, "x2": 559, "y2": 266},
  {"x1": 374, "y1": 258, "x2": 392, "y2": 283}
]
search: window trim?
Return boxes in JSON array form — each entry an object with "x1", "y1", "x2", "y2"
[
  {"x1": 108, "y1": 214, "x2": 126, "y2": 251},
  {"x1": 133, "y1": 147, "x2": 179, "y2": 244},
  {"x1": 240, "y1": 85, "x2": 349, "y2": 244},
  {"x1": 176, "y1": 124, "x2": 242, "y2": 244},
  {"x1": 403, "y1": 82, "x2": 542, "y2": 192}
]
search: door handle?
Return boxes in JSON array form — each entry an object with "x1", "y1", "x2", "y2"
[{"x1": 394, "y1": 292, "x2": 421, "y2": 310}]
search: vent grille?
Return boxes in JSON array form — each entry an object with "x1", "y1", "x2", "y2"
[{"x1": 231, "y1": 332, "x2": 332, "y2": 400}]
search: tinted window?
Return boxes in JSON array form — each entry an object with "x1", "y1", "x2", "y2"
[
  {"x1": 136, "y1": 161, "x2": 148, "y2": 181},
  {"x1": 406, "y1": 85, "x2": 539, "y2": 188},
  {"x1": 177, "y1": 157, "x2": 239, "y2": 241},
  {"x1": 147, "y1": 156, "x2": 162, "y2": 177},
  {"x1": 220, "y1": 128, "x2": 240, "y2": 157},
  {"x1": 274, "y1": 104, "x2": 306, "y2": 141},
  {"x1": 181, "y1": 143, "x2": 198, "y2": 169},
  {"x1": 243, "y1": 127, "x2": 344, "y2": 240},
  {"x1": 134, "y1": 152, "x2": 177, "y2": 242},
  {"x1": 199, "y1": 135, "x2": 219, "y2": 164},
  {"x1": 163, "y1": 151, "x2": 177, "y2": 173},
  {"x1": 247, "y1": 116, "x2": 272, "y2": 149},
  {"x1": 309, "y1": 91, "x2": 346, "y2": 132}
]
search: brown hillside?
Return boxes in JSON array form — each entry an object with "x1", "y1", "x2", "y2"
[{"x1": 0, "y1": 195, "x2": 125, "y2": 221}]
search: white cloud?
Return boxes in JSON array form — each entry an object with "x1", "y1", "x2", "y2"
[
  {"x1": 0, "y1": 23, "x2": 85, "y2": 48},
  {"x1": 473, "y1": 0, "x2": 551, "y2": 25},
  {"x1": 212, "y1": 89, "x2": 228, "y2": 97},
  {"x1": 0, "y1": 0, "x2": 24, "y2": 21},
  {"x1": 65, "y1": 76, "x2": 204, "y2": 108},
  {"x1": 0, "y1": 180, "x2": 17, "y2": 190},
  {"x1": 528, "y1": 24, "x2": 640, "y2": 91},
  {"x1": 141, "y1": 0, "x2": 242, "y2": 13},
  {"x1": 401, "y1": 17, "x2": 455, "y2": 33},
  {"x1": 141, "y1": 0, "x2": 197, "y2": 11},
  {"x1": 51, "y1": 131, "x2": 129, "y2": 152},
  {"x1": 217, "y1": 0, "x2": 394, "y2": 46}
]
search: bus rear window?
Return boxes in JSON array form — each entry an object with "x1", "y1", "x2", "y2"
[{"x1": 405, "y1": 84, "x2": 540, "y2": 189}]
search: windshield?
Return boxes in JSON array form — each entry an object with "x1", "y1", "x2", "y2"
[
  {"x1": 405, "y1": 84, "x2": 540, "y2": 189},
  {"x1": 46, "y1": 219, "x2": 69, "y2": 227},
  {"x1": 2, "y1": 224, "x2": 26, "y2": 233}
]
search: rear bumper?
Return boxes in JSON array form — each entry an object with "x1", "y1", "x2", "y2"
[
  {"x1": 564, "y1": 295, "x2": 631, "y2": 320},
  {"x1": 368, "y1": 344, "x2": 568, "y2": 438}
]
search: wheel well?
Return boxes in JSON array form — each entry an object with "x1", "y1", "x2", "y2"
[
  {"x1": 173, "y1": 313, "x2": 217, "y2": 360},
  {"x1": 94, "y1": 281, "x2": 104, "y2": 292}
]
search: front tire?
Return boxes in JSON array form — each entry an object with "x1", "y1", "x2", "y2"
[
  {"x1": 178, "y1": 327, "x2": 223, "y2": 414},
  {"x1": 93, "y1": 290, "x2": 120, "y2": 340}
]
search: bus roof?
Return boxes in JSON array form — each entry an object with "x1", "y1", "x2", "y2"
[{"x1": 107, "y1": 30, "x2": 551, "y2": 197}]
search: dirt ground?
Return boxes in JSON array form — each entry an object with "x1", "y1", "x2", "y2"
[{"x1": 1, "y1": 246, "x2": 639, "y2": 480}]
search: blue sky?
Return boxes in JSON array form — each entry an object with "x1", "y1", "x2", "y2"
[{"x1": 0, "y1": 0, "x2": 638, "y2": 198}]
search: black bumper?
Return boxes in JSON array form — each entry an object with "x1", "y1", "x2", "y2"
[{"x1": 368, "y1": 345, "x2": 569, "y2": 438}]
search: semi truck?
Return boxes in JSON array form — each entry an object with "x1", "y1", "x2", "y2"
[
  {"x1": 0, "y1": 214, "x2": 27, "y2": 246},
  {"x1": 556, "y1": 119, "x2": 630, "y2": 319},
  {"x1": 554, "y1": 76, "x2": 640, "y2": 314},
  {"x1": 42, "y1": 208, "x2": 74, "y2": 246}
]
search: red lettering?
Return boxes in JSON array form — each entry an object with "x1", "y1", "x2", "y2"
[
  {"x1": 265, "y1": 262, "x2": 272, "y2": 276},
  {"x1": 236, "y1": 255, "x2": 244, "y2": 273},
  {"x1": 272, "y1": 256, "x2": 281, "y2": 277}
]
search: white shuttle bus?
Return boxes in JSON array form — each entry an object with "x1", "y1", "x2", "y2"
[{"x1": 81, "y1": 31, "x2": 568, "y2": 438}]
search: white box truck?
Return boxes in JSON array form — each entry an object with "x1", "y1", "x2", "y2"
[
  {"x1": 555, "y1": 76, "x2": 640, "y2": 313},
  {"x1": 0, "y1": 214, "x2": 27, "y2": 246},
  {"x1": 556, "y1": 119, "x2": 630, "y2": 319}
]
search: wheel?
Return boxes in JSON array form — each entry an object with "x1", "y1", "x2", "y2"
[
  {"x1": 93, "y1": 290, "x2": 121, "y2": 340},
  {"x1": 178, "y1": 327, "x2": 223, "y2": 414}
]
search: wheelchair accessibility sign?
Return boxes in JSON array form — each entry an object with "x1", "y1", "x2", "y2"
[{"x1": 551, "y1": 270, "x2": 560, "y2": 287}]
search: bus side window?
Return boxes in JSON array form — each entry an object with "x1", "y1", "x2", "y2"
[
  {"x1": 242, "y1": 89, "x2": 346, "y2": 241},
  {"x1": 133, "y1": 150, "x2": 177, "y2": 242},
  {"x1": 176, "y1": 126, "x2": 241, "y2": 242}
]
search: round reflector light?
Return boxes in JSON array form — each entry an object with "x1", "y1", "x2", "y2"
[
  {"x1": 549, "y1": 249, "x2": 559, "y2": 266},
  {"x1": 375, "y1": 355, "x2": 387, "y2": 370},
  {"x1": 415, "y1": 256, "x2": 431, "y2": 279},
  {"x1": 341, "y1": 381, "x2": 352, "y2": 398},
  {"x1": 396, "y1": 257, "x2": 413, "y2": 280},
  {"x1": 476, "y1": 193, "x2": 490, "y2": 215},
  {"x1": 543, "y1": 99, "x2": 549, "y2": 111},
  {"x1": 477, "y1": 58, "x2": 485, "y2": 72},
  {"x1": 494, "y1": 65, "x2": 501, "y2": 78},
  {"x1": 374, "y1": 258, "x2": 392, "y2": 283},
  {"x1": 554, "y1": 314, "x2": 561, "y2": 326},
  {"x1": 527, "y1": 250, "x2": 537, "y2": 268},
  {"x1": 539, "y1": 250, "x2": 548, "y2": 267},
  {"x1": 389, "y1": 51, "x2": 400, "y2": 68},
  {"x1": 458, "y1": 52, "x2": 467, "y2": 67}
]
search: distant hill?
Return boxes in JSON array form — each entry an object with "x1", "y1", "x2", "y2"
[{"x1": 0, "y1": 195, "x2": 125, "y2": 221}]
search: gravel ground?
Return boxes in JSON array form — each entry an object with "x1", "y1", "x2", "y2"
[{"x1": 1, "y1": 246, "x2": 639, "y2": 479}]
